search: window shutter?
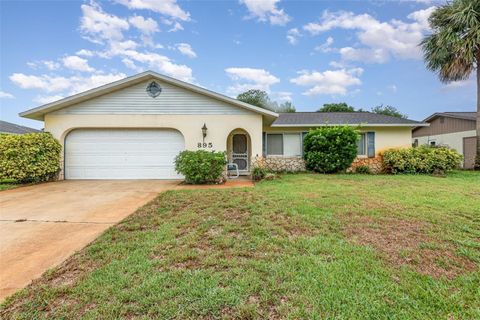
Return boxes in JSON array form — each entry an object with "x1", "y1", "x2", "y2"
[
  {"x1": 367, "y1": 132, "x2": 375, "y2": 158},
  {"x1": 262, "y1": 132, "x2": 266, "y2": 156}
]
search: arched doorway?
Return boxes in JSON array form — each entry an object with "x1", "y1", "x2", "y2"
[{"x1": 227, "y1": 129, "x2": 251, "y2": 175}]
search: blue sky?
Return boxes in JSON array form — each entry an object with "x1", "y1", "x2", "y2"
[{"x1": 0, "y1": 0, "x2": 475, "y2": 129}]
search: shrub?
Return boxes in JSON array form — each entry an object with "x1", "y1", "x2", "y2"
[
  {"x1": 251, "y1": 166, "x2": 267, "y2": 181},
  {"x1": 382, "y1": 146, "x2": 462, "y2": 174},
  {"x1": 303, "y1": 126, "x2": 359, "y2": 173},
  {"x1": 355, "y1": 165, "x2": 371, "y2": 174},
  {"x1": 175, "y1": 150, "x2": 227, "y2": 184},
  {"x1": 0, "y1": 132, "x2": 62, "y2": 183}
]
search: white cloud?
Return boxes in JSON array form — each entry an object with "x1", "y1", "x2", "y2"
[
  {"x1": 290, "y1": 68, "x2": 363, "y2": 95},
  {"x1": 33, "y1": 95, "x2": 64, "y2": 104},
  {"x1": 122, "y1": 50, "x2": 193, "y2": 82},
  {"x1": 0, "y1": 91, "x2": 14, "y2": 99},
  {"x1": 240, "y1": 0, "x2": 290, "y2": 26},
  {"x1": 225, "y1": 67, "x2": 280, "y2": 95},
  {"x1": 443, "y1": 79, "x2": 475, "y2": 89},
  {"x1": 286, "y1": 28, "x2": 301, "y2": 45},
  {"x1": 62, "y1": 55, "x2": 95, "y2": 72},
  {"x1": 271, "y1": 91, "x2": 292, "y2": 102},
  {"x1": 168, "y1": 21, "x2": 184, "y2": 32},
  {"x1": 115, "y1": 0, "x2": 190, "y2": 21},
  {"x1": 314, "y1": 36, "x2": 334, "y2": 53},
  {"x1": 80, "y1": 2, "x2": 129, "y2": 44},
  {"x1": 9, "y1": 72, "x2": 126, "y2": 95},
  {"x1": 27, "y1": 60, "x2": 61, "y2": 71},
  {"x1": 128, "y1": 15, "x2": 159, "y2": 34},
  {"x1": 388, "y1": 84, "x2": 397, "y2": 93},
  {"x1": 76, "y1": 49, "x2": 95, "y2": 57},
  {"x1": 303, "y1": 7, "x2": 436, "y2": 63},
  {"x1": 176, "y1": 43, "x2": 197, "y2": 58}
]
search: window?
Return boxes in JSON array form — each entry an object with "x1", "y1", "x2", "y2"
[
  {"x1": 357, "y1": 133, "x2": 366, "y2": 155},
  {"x1": 266, "y1": 133, "x2": 303, "y2": 156},
  {"x1": 430, "y1": 141, "x2": 436, "y2": 147},
  {"x1": 284, "y1": 133, "x2": 302, "y2": 156},
  {"x1": 413, "y1": 139, "x2": 419, "y2": 147},
  {"x1": 267, "y1": 134, "x2": 283, "y2": 155}
]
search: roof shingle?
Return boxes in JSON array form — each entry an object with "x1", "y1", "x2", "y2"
[
  {"x1": 0, "y1": 121, "x2": 41, "y2": 134},
  {"x1": 271, "y1": 112, "x2": 424, "y2": 127}
]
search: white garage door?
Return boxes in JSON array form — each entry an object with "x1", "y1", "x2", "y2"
[{"x1": 65, "y1": 129, "x2": 184, "y2": 179}]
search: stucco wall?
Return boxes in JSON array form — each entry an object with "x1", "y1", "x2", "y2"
[
  {"x1": 264, "y1": 126, "x2": 413, "y2": 156},
  {"x1": 45, "y1": 113, "x2": 263, "y2": 178},
  {"x1": 413, "y1": 130, "x2": 476, "y2": 155}
]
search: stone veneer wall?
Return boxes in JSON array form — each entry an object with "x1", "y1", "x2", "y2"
[
  {"x1": 252, "y1": 155, "x2": 384, "y2": 174},
  {"x1": 348, "y1": 156, "x2": 384, "y2": 174},
  {"x1": 252, "y1": 156, "x2": 306, "y2": 172}
]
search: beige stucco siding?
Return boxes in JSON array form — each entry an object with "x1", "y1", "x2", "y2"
[
  {"x1": 45, "y1": 113, "x2": 263, "y2": 178},
  {"x1": 264, "y1": 126, "x2": 413, "y2": 156}
]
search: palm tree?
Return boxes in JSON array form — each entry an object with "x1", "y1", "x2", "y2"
[{"x1": 421, "y1": 0, "x2": 480, "y2": 169}]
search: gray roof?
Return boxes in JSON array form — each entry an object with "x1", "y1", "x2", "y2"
[
  {"x1": 424, "y1": 112, "x2": 476, "y2": 122},
  {"x1": 0, "y1": 120, "x2": 41, "y2": 134},
  {"x1": 271, "y1": 112, "x2": 426, "y2": 127}
]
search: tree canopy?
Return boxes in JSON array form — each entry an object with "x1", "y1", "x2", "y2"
[
  {"x1": 371, "y1": 105, "x2": 407, "y2": 119},
  {"x1": 317, "y1": 103, "x2": 355, "y2": 112},
  {"x1": 236, "y1": 90, "x2": 295, "y2": 113}
]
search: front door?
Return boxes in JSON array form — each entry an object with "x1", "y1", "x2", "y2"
[{"x1": 232, "y1": 134, "x2": 249, "y2": 172}]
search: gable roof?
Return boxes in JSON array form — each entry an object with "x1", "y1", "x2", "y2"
[
  {"x1": 423, "y1": 112, "x2": 476, "y2": 122},
  {"x1": 20, "y1": 71, "x2": 279, "y2": 120},
  {"x1": 271, "y1": 112, "x2": 428, "y2": 127},
  {"x1": 0, "y1": 120, "x2": 41, "y2": 134}
]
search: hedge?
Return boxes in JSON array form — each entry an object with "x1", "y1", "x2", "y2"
[
  {"x1": 0, "y1": 132, "x2": 62, "y2": 183},
  {"x1": 303, "y1": 126, "x2": 359, "y2": 173},
  {"x1": 175, "y1": 150, "x2": 227, "y2": 184},
  {"x1": 382, "y1": 146, "x2": 462, "y2": 174}
]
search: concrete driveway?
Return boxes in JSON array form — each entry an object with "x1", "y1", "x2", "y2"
[{"x1": 0, "y1": 180, "x2": 180, "y2": 301}]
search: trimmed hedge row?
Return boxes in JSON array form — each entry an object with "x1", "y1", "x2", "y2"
[
  {"x1": 382, "y1": 146, "x2": 462, "y2": 174},
  {"x1": 0, "y1": 132, "x2": 62, "y2": 183}
]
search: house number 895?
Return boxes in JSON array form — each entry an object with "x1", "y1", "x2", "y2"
[{"x1": 198, "y1": 142, "x2": 213, "y2": 148}]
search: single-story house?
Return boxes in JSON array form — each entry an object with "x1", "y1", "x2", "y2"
[
  {"x1": 20, "y1": 71, "x2": 427, "y2": 179},
  {"x1": 0, "y1": 120, "x2": 40, "y2": 134},
  {"x1": 412, "y1": 112, "x2": 477, "y2": 169}
]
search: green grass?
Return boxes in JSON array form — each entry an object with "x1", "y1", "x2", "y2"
[
  {"x1": 0, "y1": 179, "x2": 21, "y2": 191},
  {"x1": 2, "y1": 171, "x2": 479, "y2": 319}
]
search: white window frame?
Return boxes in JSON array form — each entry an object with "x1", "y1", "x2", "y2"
[
  {"x1": 357, "y1": 132, "x2": 367, "y2": 157},
  {"x1": 265, "y1": 132, "x2": 304, "y2": 157}
]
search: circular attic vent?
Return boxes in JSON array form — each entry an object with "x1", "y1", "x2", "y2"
[{"x1": 146, "y1": 81, "x2": 162, "y2": 98}]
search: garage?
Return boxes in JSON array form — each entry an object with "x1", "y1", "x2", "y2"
[{"x1": 65, "y1": 129, "x2": 185, "y2": 179}]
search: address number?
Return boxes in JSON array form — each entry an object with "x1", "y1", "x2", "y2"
[{"x1": 198, "y1": 142, "x2": 213, "y2": 148}]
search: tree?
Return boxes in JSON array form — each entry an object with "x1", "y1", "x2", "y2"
[
  {"x1": 237, "y1": 89, "x2": 270, "y2": 109},
  {"x1": 317, "y1": 102, "x2": 355, "y2": 112},
  {"x1": 277, "y1": 101, "x2": 296, "y2": 113},
  {"x1": 371, "y1": 104, "x2": 407, "y2": 119},
  {"x1": 421, "y1": 0, "x2": 480, "y2": 169},
  {"x1": 237, "y1": 90, "x2": 296, "y2": 112}
]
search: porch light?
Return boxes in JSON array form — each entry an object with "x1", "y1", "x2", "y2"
[{"x1": 201, "y1": 123, "x2": 208, "y2": 141}]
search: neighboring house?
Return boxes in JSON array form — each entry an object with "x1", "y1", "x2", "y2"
[
  {"x1": 412, "y1": 112, "x2": 477, "y2": 169},
  {"x1": 0, "y1": 120, "x2": 40, "y2": 134},
  {"x1": 20, "y1": 71, "x2": 426, "y2": 180}
]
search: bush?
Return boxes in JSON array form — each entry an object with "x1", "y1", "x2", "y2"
[
  {"x1": 355, "y1": 165, "x2": 371, "y2": 174},
  {"x1": 175, "y1": 150, "x2": 227, "y2": 184},
  {"x1": 303, "y1": 126, "x2": 359, "y2": 173},
  {"x1": 0, "y1": 132, "x2": 62, "y2": 183},
  {"x1": 382, "y1": 146, "x2": 462, "y2": 174},
  {"x1": 251, "y1": 166, "x2": 267, "y2": 181}
]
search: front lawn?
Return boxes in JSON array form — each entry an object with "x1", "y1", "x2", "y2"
[{"x1": 1, "y1": 171, "x2": 479, "y2": 319}]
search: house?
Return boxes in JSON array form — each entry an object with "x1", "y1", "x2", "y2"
[
  {"x1": 0, "y1": 120, "x2": 40, "y2": 134},
  {"x1": 412, "y1": 112, "x2": 477, "y2": 169},
  {"x1": 20, "y1": 71, "x2": 427, "y2": 179}
]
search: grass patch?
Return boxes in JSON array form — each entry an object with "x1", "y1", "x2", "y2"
[{"x1": 1, "y1": 171, "x2": 479, "y2": 319}]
